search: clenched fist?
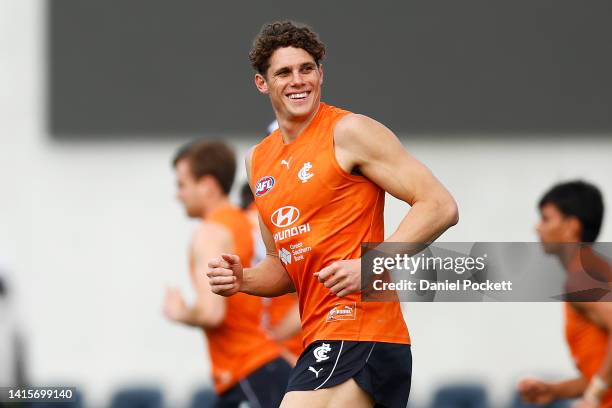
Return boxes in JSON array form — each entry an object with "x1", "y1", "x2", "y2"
[
  {"x1": 315, "y1": 259, "x2": 361, "y2": 297},
  {"x1": 518, "y1": 378, "x2": 557, "y2": 405},
  {"x1": 207, "y1": 253, "x2": 243, "y2": 296}
]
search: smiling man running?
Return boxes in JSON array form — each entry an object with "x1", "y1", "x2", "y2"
[{"x1": 208, "y1": 21, "x2": 458, "y2": 408}]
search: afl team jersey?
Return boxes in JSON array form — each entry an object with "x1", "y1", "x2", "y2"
[
  {"x1": 565, "y1": 304, "x2": 612, "y2": 407},
  {"x1": 251, "y1": 103, "x2": 410, "y2": 347},
  {"x1": 195, "y1": 205, "x2": 281, "y2": 394}
]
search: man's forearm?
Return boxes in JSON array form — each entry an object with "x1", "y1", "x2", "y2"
[
  {"x1": 386, "y1": 200, "x2": 458, "y2": 244},
  {"x1": 550, "y1": 377, "x2": 588, "y2": 399},
  {"x1": 271, "y1": 303, "x2": 301, "y2": 341},
  {"x1": 177, "y1": 306, "x2": 223, "y2": 329},
  {"x1": 241, "y1": 255, "x2": 294, "y2": 297}
]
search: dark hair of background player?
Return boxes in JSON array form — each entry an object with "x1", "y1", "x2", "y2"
[
  {"x1": 172, "y1": 140, "x2": 236, "y2": 195},
  {"x1": 539, "y1": 180, "x2": 604, "y2": 242}
]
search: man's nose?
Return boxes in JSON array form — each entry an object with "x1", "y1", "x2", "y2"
[{"x1": 290, "y1": 70, "x2": 305, "y2": 86}]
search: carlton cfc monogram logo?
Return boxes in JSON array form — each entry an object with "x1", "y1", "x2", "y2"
[
  {"x1": 271, "y1": 206, "x2": 300, "y2": 228},
  {"x1": 313, "y1": 343, "x2": 332, "y2": 362},
  {"x1": 255, "y1": 176, "x2": 275, "y2": 196},
  {"x1": 298, "y1": 162, "x2": 314, "y2": 183}
]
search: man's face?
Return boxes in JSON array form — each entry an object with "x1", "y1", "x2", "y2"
[
  {"x1": 536, "y1": 203, "x2": 580, "y2": 253},
  {"x1": 256, "y1": 47, "x2": 323, "y2": 120},
  {"x1": 175, "y1": 159, "x2": 204, "y2": 218}
]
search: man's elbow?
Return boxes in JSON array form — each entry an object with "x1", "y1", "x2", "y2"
[
  {"x1": 197, "y1": 308, "x2": 226, "y2": 329},
  {"x1": 438, "y1": 195, "x2": 459, "y2": 228},
  {"x1": 205, "y1": 309, "x2": 226, "y2": 329}
]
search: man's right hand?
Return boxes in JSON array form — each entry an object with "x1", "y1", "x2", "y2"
[
  {"x1": 518, "y1": 378, "x2": 558, "y2": 405},
  {"x1": 207, "y1": 253, "x2": 243, "y2": 296}
]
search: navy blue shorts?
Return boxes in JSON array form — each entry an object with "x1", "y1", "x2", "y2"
[
  {"x1": 286, "y1": 340, "x2": 412, "y2": 408},
  {"x1": 216, "y1": 357, "x2": 292, "y2": 408}
]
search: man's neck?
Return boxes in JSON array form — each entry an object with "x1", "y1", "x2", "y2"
[
  {"x1": 558, "y1": 243, "x2": 582, "y2": 272},
  {"x1": 276, "y1": 101, "x2": 321, "y2": 143},
  {"x1": 202, "y1": 196, "x2": 231, "y2": 219}
]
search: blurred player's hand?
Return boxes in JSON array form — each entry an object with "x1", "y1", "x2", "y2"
[
  {"x1": 518, "y1": 378, "x2": 557, "y2": 405},
  {"x1": 573, "y1": 399, "x2": 598, "y2": 408},
  {"x1": 163, "y1": 287, "x2": 188, "y2": 322},
  {"x1": 207, "y1": 253, "x2": 242, "y2": 296},
  {"x1": 315, "y1": 259, "x2": 361, "y2": 297}
]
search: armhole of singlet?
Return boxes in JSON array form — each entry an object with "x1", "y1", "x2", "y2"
[{"x1": 327, "y1": 113, "x2": 370, "y2": 183}]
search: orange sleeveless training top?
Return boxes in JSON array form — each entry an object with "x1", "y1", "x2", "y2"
[
  {"x1": 251, "y1": 102, "x2": 410, "y2": 347},
  {"x1": 199, "y1": 205, "x2": 281, "y2": 394},
  {"x1": 565, "y1": 304, "x2": 612, "y2": 407}
]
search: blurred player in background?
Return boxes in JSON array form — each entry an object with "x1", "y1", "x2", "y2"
[
  {"x1": 240, "y1": 181, "x2": 303, "y2": 365},
  {"x1": 164, "y1": 140, "x2": 291, "y2": 408},
  {"x1": 519, "y1": 181, "x2": 612, "y2": 408},
  {"x1": 208, "y1": 21, "x2": 458, "y2": 408}
]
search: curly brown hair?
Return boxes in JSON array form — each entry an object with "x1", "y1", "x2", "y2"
[{"x1": 249, "y1": 21, "x2": 326, "y2": 76}]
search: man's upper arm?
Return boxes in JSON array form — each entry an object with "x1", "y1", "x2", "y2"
[
  {"x1": 579, "y1": 302, "x2": 612, "y2": 330},
  {"x1": 192, "y1": 223, "x2": 232, "y2": 315},
  {"x1": 256, "y1": 214, "x2": 295, "y2": 293},
  {"x1": 258, "y1": 214, "x2": 281, "y2": 259},
  {"x1": 334, "y1": 114, "x2": 453, "y2": 207}
]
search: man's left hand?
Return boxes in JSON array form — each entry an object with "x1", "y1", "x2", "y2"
[{"x1": 315, "y1": 259, "x2": 361, "y2": 297}]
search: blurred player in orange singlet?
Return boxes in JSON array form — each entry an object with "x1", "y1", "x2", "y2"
[
  {"x1": 519, "y1": 181, "x2": 612, "y2": 408},
  {"x1": 208, "y1": 22, "x2": 458, "y2": 408},
  {"x1": 164, "y1": 140, "x2": 291, "y2": 408},
  {"x1": 241, "y1": 181, "x2": 303, "y2": 364}
]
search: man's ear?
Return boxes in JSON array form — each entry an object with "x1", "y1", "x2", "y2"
[
  {"x1": 566, "y1": 216, "x2": 583, "y2": 242},
  {"x1": 255, "y1": 73, "x2": 269, "y2": 94},
  {"x1": 319, "y1": 63, "x2": 324, "y2": 86},
  {"x1": 196, "y1": 175, "x2": 213, "y2": 195}
]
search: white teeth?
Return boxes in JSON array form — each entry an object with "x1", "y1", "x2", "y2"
[{"x1": 288, "y1": 92, "x2": 308, "y2": 99}]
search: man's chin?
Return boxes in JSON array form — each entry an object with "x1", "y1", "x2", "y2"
[
  {"x1": 539, "y1": 241, "x2": 561, "y2": 255},
  {"x1": 289, "y1": 108, "x2": 314, "y2": 122},
  {"x1": 185, "y1": 209, "x2": 200, "y2": 218}
]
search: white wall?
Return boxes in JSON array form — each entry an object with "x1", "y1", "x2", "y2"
[{"x1": 2, "y1": 1, "x2": 611, "y2": 407}]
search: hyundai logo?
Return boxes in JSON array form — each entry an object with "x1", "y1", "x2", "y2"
[{"x1": 271, "y1": 206, "x2": 300, "y2": 228}]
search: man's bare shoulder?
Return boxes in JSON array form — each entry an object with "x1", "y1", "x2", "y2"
[
  {"x1": 335, "y1": 113, "x2": 369, "y2": 136},
  {"x1": 192, "y1": 221, "x2": 232, "y2": 249},
  {"x1": 334, "y1": 113, "x2": 391, "y2": 147},
  {"x1": 572, "y1": 301, "x2": 612, "y2": 330},
  {"x1": 333, "y1": 113, "x2": 399, "y2": 170}
]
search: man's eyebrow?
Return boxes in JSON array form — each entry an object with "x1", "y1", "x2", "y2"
[
  {"x1": 273, "y1": 66, "x2": 291, "y2": 75},
  {"x1": 273, "y1": 62, "x2": 316, "y2": 76}
]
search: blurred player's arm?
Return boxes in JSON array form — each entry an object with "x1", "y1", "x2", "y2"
[
  {"x1": 207, "y1": 148, "x2": 295, "y2": 297},
  {"x1": 519, "y1": 303, "x2": 612, "y2": 406},
  {"x1": 317, "y1": 114, "x2": 459, "y2": 297},
  {"x1": 519, "y1": 377, "x2": 588, "y2": 404},
  {"x1": 268, "y1": 300, "x2": 301, "y2": 341},
  {"x1": 575, "y1": 302, "x2": 612, "y2": 405},
  {"x1": 164, "y1": 223, "x2": 230, "y2": 328}
]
